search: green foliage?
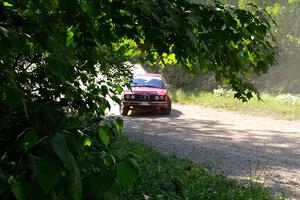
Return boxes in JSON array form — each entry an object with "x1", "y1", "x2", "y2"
[
  {"x1": 52, "y1": 134, "x2": 77, "y2": 170},
  {"x1": 261, "y1": 0, "x2": 300, "y2": 93},
  {"x1": 138, "y1": 1, "x2": 278, "y2": 100},
  {"x1": 99, "y1": 127, "x2": 111, "y2": 146},
  {"x1": 36, "y1": 154, "x2": 62, "y2": 194},
  {"x1": 0, "y1": 0, "x2": 278, "y2": 199},
  {"x1": 206, "y1": 0, "x2": 300, "y2": 94},
  {"x1": 117, "y1": 160, "x2": 139, "y2": 190}
]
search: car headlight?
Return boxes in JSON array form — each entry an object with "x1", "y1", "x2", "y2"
[
  {"x1": 159, "y1": 95, "x2": 165, "y2": 100},
  {"x1": 155, "y1": 95, "x2": 160, "y2": 100},
  {"x1": 125, "y1": 94, "x2": 130, "y2": 100},
  {"x1": 131, "y1": 95, "x2": 135, "y2": 99}
]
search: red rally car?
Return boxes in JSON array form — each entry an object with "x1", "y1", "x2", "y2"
[{"x1": 120, "y1": 73, "x2": 172, "y2": 115}]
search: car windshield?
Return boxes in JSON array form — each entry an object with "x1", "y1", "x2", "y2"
[{"x1": 131, "y1": 76, "x2": 165, "y2": 88}]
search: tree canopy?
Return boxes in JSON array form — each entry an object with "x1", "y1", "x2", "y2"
[
  {"x1": 0, "y1": 0, "x2": 278, "y2": 199},
  {"x1": 193, "y1": 0, "x2": 300, "y2": 93}
]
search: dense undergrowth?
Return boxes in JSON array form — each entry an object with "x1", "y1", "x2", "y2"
[
  {"x1": 169, "y1": 89, "x2": 300, "y2": 120},
  {"x1": 116, "y1": 137, "x2": 283, "y2": 200}
]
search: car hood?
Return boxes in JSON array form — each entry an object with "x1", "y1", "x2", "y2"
[{"x1": 124, "y1": 87, "x2": 167, "y2": 96}]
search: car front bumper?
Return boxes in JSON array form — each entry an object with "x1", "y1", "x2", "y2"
[{"x1": 122, "y1": 101, "x2": 168, "y2": 110}]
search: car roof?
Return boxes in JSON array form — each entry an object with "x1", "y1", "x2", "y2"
[{"x1": 133, "y1": 73, "x2": 162, "y2": 78}]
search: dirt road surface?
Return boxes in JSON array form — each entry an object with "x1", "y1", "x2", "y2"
[{"x1": 118, "y1": 104, "x2": 300, "y2": 199}]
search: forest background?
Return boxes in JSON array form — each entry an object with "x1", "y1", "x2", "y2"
[{"x1": 147, "y1": 0, "x2": 300, "y2": 94}]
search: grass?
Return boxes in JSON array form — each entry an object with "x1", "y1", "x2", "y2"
[
  {"x1": 169, "y1": 89, "x2": 300, "y2": 121},
  {"x1": 115, "y1": 136, "x2": 284, "y2": 200}
]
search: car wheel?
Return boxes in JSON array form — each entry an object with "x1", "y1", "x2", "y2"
[
  {"x1": 120, "y1": 104, "x2": 129, "y2": 116},
  {"x1": 162, "y1": 98, "x2": 171, "y2": 115}
]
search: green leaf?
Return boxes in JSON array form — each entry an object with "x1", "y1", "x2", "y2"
[
  {"x1": 22, "y1": 130, "x2": 37, "y2": 150},
  {"x1": 90, "y1": 169, "x2": 115, "y2": 195},
  {"x1": 104, "y1": 180, "x2": 121, "y2": 200},
  {"x1": 116, "y1": 159, "x2": 139, "y2": 190},
  {"x1": 66, "y1": 28, "x2": 74, "y2": 47},
  {"x1": 104, "y1": 153, "x2": 116, "y2": 166},
  {"x1": 3, "y1": 2, "x2": 14, "y2": 7},
  {"x1": 111, "y1": 95, "x2": 121, "y2": 105},
  {"x1": 89, "y1": 176, "x2": 103, "y2": 195},
  {"x1": 10, "y1": 177, "x2": 26, "y2": 200},
  {"x1": 68, "y1": 165, "x2": 81, "y2": 200},
  {"x1": 115, "y1": 86, "x2": 123, "y2": 94},
  {"x1": 2, "y1": 85, "x2": 24, "y2": 107},
  {"x1": 114, "y1": 118, "x2": 123, "y2": 134},
  {"x1": 90, "y1": 168, "x2": 120, "y2": 200},
  {"x1": 83, "y1": 137, "x2": 92, "y2": 147},
  {"x1": 99, "y1": 127, "x2": 110, "y2": 146},
  {"x1": 36, "y1": 154, "x2": 62, "y2": 194},
  {"x1": 46, "y1": 57, "x2": 72, "y2": 81},
  {"x1": 52, "y1": 134, "x2": 76, "y2": 170},
  {"x1": 101, "y1": 85, "x2": 109, "y2": 96},
  {"x1": 0, "y1": 169, "x2": 5, "y2": 194}
]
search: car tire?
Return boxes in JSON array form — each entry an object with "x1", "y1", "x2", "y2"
[
  {"x1": 162, "y1": 98, "x2": 171, "y2": 115},
  {"x1": 120, "y1": 104, "x2": 129, "y2": 116}
]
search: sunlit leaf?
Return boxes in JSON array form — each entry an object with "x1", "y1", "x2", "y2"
[
  {"x1": 66, "y1": 27, "x2": 74, "y2": 47},
  {"x1": 83, "y1": 137, "x2": 92, "y2": 147},
  {"x1": 114, "y1": 118, "x2": 123, "y2": 134},
  {"x1": 99, "y1": 127, "x2": 110, "y2": 146},
  {"x1": 115, "y1": 86, "x2": 123, "y2": 94},
  {"x1": 3, "y1": 2, "x2": 13, "y2": 7}
]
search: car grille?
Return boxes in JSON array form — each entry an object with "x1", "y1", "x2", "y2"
[{"x1": 130, "y1": 95, "x2": 164, "y2": 102}]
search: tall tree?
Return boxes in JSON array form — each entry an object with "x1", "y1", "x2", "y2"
[{"x1": 259, "y1": 0, "x2": 300, "y2": 93}]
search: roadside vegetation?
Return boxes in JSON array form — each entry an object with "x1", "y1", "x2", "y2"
[
  {"x1": 117, "y1": 136, "x2": 284, "y2": 200},
  {"x1": 170, "y1": 89, "x2": 300, "y2": 120}
]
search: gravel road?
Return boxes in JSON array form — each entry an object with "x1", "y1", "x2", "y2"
[{"x1": 121, "y1": 104, "x2": 300, "y2": 199}]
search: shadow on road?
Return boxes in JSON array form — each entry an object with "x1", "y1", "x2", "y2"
[
  {"x1": 123, "y1": 114, "x2": 300, "y2": 199},
  {"x1": 129, "y1": 108, "x2": 183, "y2": 118}
]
